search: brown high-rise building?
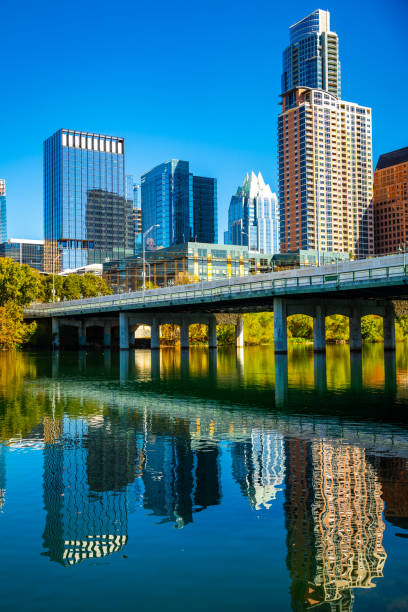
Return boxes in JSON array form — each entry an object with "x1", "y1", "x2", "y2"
[{"x1": 373, "y1": 147, "x2": 408, "y2": 255}]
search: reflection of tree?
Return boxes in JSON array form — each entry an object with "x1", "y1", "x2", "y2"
[{"x1": 285, "y1": 438, "x2": 387, "y2": 611}]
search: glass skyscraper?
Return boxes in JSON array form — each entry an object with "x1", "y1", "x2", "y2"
[
  {"x1": 282, "y1": 9, "x2": 340, "y2": 98},
  {"x1": 0, "y1": 180, "x2": 7, "y2": 244},
  {"x1": 225, "y1": 172, "x2": 279, "y2": 255},
  {"x1": 44, "y1": 129, "x2": 134, "y2": 272},
  {"x1": 141, "y1": 160, "x2": 217, "y2": 249}
]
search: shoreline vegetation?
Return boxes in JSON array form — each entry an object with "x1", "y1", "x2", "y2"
[{"x1": 1, "y1": 257, "x2": 408, "y2": 349}]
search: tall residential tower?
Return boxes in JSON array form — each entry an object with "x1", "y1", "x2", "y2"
[
  {"x1": 278, "y1": 11, "x2": 373, "y2": 258},
  {"x1": 44, "y1": 129, "x2": 134, "y2": 272},
  {"x1": 282, "y1": 9, "x2": 340, "y2": 98},
  {"x1": 0, "y1": 180, "x2": 7, "y2": 244}
]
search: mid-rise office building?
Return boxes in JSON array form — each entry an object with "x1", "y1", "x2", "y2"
[
  {"x1": 373, "y1": 147, "x2": 408, "y2": 254},
  {"x1": 282, "y1": 9, "x2": 340, "y2": 98},
  {"x1": 0, "y1": 238, "x2": 44, "y2": 271},
  {"x1": 102, "y1": 242, "x2": 273, "y2": 292},
  {"x1": 225, "y1": 171, "x2": 279, "y2": 254},
  {"x1": 141, "y1": 160, "x2": 217, "y2": 249},
  {"x1": 278, "y1": 10, "x2": 373, "y2": 259},
  {"x1": 44, "y1": 129, "x2": 134, "y2": 273},
  {"x1": 0, "y1": 180, "x2": 6, "y2": 244}
]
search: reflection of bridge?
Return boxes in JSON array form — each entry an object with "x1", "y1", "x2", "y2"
[{"x1": 25, "y1": 254, "x2": 408, "y2": 353}]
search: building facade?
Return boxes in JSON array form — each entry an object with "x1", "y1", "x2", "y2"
[
  {"x1": 44, "y1": 129, "x2": 134, "y2": 273},
  {"x1": 126, "y1": 176, "x2": 142, "y2": 254},
  {"x1": 102, "y1": 242, "x2": 272, "y2": 292},
  {"x1": 141, "y1": 160, "x2": 217, "y2": 250},
  {"x1": 278, "y1": 88, "x2": 373, "y2": 257},
  {"x1": 0, "y1": 238, "x2": 44, "y2": 271},
  {"x1": 282, "y1": 9, "x2": 340, "y2": 98},
  {"x1": 0, "y1": 180, "x2": 6, "y2": 244},
  {"x1": 225, "y1": 171, "x2": 279, "y2": 255},
  {"x1": 373, "y1": 147, "x2": 408, "y2": 254}
]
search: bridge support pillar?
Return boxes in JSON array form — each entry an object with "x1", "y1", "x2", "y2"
[
  {"x1": 151, "y1": 318, "x2": 160, "y2": 350},
  {"x1": 384, "y1": 304, "x2": 396, "y2": 351},
  {"x1": 180, "y1": 320, "x2": 189, "y2": 350},
  {"x1": 274, "y1": 297, "x2": 287, "y2": 353},
  {"x1": 104, "y1": 323, "x2": 111, "y2": 348},
  {"x1": 349, "y1": 307, "x2": 362, "y2": 352},
  {"x1": 313, "y1": 304, "x2": 326, "y2": 353},
  {"x1": 52, "y1": 318, "x2": 59, "y2": 350},
  {"x1": 235, "y1": 315, "x2": 244, "y2": 348},
  {"x1": 119, "y1": 312, "x2": 129, "y2": 350},
  {"x1": 208, "y1": 317, "x2": 217, "y2": 349},
  {"x1": 129, "y1": 326, "x2": 135, "y2": 348},
  {"x1": 78, "y1": 322, "x2": 86, "y2": 349}
]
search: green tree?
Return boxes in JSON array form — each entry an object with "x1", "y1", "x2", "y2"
[
  {"x1": 361, "y1": 315, "x2": 383, "y2": 342},
  {"x1": 0, "y1": 258, "x2": 42, "y2": 307},
  {"x1": 326, "y1": 315, "x2": 349, "y2": 343},
  {"x1": 0, "y1": 302, "x2": 37, "y2": 350},
  {"x1": 287, "y1": 314, "x2": 313, "y2": 340}
]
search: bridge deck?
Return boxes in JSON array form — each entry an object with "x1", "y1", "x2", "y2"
[{"x1": 25, "y1": 254, "x2": 408, "y2": 319}]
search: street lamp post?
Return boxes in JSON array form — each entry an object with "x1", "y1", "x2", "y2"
[
  {"x1": 142, "y1": 224, "x2": 159, "y2": 290},
  {"x1": 52, "y1": 252, "x2": 63, "y2": 303}
]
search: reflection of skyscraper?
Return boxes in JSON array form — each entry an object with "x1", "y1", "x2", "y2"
[
  {"x1": 284, "y1": 438, "x2": 386, "y2": 610},
  {"x1": 368, "y1": 455, "x2": 408, "y2": 531},
  {"x1": 232, "y1": 431, "x2": 285, "y2": 510},
  {"x1": 142, "y1": 418, "x2": 221, "y2": 527},
  {"x1": 42, "y1": 417, "x2": 131, "y2": 565}
]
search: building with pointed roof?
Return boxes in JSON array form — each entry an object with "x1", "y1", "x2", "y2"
[{"x1": 224, "y1": 171, "x2": 279, "y2": 255}]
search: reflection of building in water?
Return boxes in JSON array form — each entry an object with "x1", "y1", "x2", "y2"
[
  {"x1": 142, "y1": 418, "x2": 221, "y2": 527},
  {"x1": 0, "y1": 445, "x2": 6, "y2": 512},
  {"x1": 368, "y1": 455, "x2": 408, "y2": 531},
  {"x1": 285, "y1": 438, "x2": 386, "y2": 610},
  {"x1": 232, "y1": 431, "x2": 285, "y2": 510},
  {"x1": 42, "y1": 417, "x2": 134, "y2": 565}
]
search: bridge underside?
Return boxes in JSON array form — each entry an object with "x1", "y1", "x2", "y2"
[{"x1": 41, "y1": 295, "x2": 405, "y2": 354}]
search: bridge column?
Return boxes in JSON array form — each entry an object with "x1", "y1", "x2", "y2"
[
  {"x1": 235, "y1": 315, "x2": 244, "y2": 348},
  {"x1": 78, "y1": 322, "x2": 86, "y2": 348},
  {"x1": 119, "y1": 312, "x2": 129, "y2": 350},
  {"x1": 180, "y1": 320, "x2": 189, "y2": 350},
  {"x1": 104, "y1": 323, "x2": 111, "y2": 348},
  {"x1": 151, "y1": 318, "x2": 160, "y2": 350},
  {"x1": 274, "y1": 297, "x2": 287, "y2": 353},
  {"x1": 383, "y1": 304, "x2": 396, "y2": 351},
  {"x1": 208, "y1": 317, "x2": 217, "y2": 349},
  {"x1": 349, "y1": 307, "x2": 362, "y2": 352},
  {"x1": 52, "y1": 318, "x2": 60, "y2": 350},
  {"x1": 128, "y1": 326, "x2": 135, "y2": 348},
  {"x1": 313, "y1": 304, "x2": 326, "y2": 353}
]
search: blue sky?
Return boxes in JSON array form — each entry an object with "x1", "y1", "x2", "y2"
[{"x1": 1, "y1": 0, "x2": 407, "y2": 240}]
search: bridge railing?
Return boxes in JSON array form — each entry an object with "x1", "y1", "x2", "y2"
[{"x1": 25, "y1": 255, "x2": 408, "y2": 317}]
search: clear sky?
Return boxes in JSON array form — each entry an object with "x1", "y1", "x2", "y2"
[{"x1": 1, "y1": 0, "x2": 407, "y2": 241}]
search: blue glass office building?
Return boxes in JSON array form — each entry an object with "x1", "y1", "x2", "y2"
[
  {"x1": 281, "y1": 9, "x2": 340, "y2": 98},
  {"x1": 44, "y1": 129, "x2": 134, "y2": 272},
  {"x1": 141, "y1": 160, "x2": 217, "y2": 249},
  {"x1": 0, "y1": 180, "x2": 7, "y2": 244}
]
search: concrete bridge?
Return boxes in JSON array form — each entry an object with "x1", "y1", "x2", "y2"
[{"x1": 25, "y1": 253, "x2": 408, "y2": 352}]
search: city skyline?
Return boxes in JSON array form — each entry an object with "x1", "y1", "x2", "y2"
[{"x1": 1, "y1": 0, "x2": 406, "y2": 241}]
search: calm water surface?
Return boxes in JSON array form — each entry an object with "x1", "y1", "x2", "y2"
[{"x1": 0, "y1": 345, "x2": 407, "y2": 611}]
